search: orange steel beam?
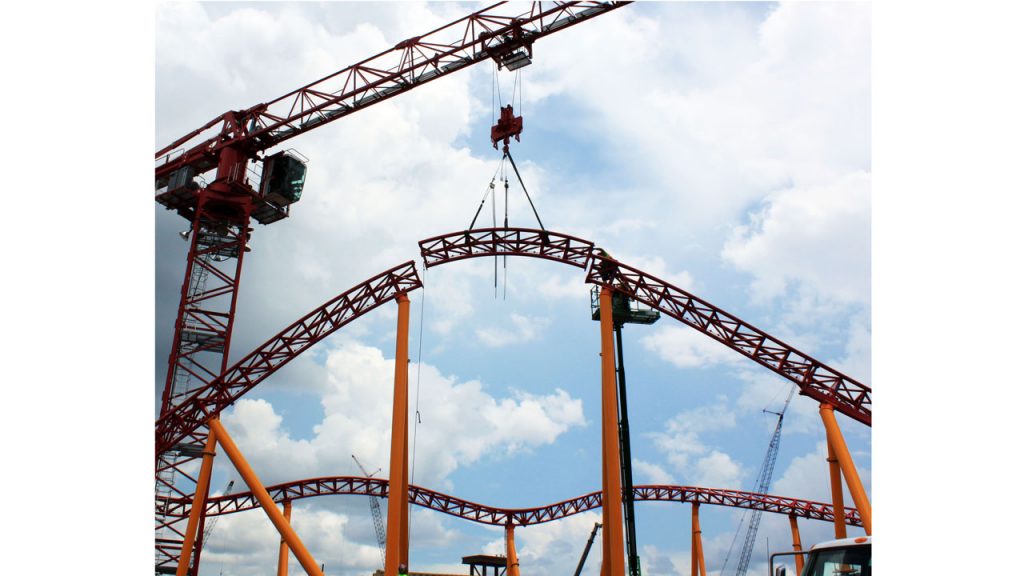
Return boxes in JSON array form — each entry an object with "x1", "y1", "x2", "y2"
[
  {"x1": 599, "y1": 287, "x2": 626, "y2": 576},
  {"x1": 278, "y1": 500, "x2": 292, "y2": 576},
  {"x1": 691, "y1": 503, "x2": 706, "y2": 576},
  {"x1": 789, "y1": 515, "x2": 804, "y2": 574},
  {"x1": 385, "y1": 293, "x2": 411, "y2": 576},
  {"x1": 826, "y1": 440, "x2": 847, "y2": 539},
  {"x1": 175, "y1": 427, "x2": 217, "y2": 576},
  {"x1": 505, "y1": 523, "x2": 521, "y2": 576},
  {"x1": 819, "y1": 403, "x2": 872, "y2": 534},
  {"x1": 208, "y1": 419, "x2": 323, "y2": 576}
]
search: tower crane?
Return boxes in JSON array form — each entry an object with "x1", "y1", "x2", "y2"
[
  {"x1": 154, "y1": 3, "x2": 631, "y2": 573},
  {"x1": 720, "y1": 386, "x2": 797, "y2": 576},
  {"x1": 352, "y1": 455, "x2": 388, "y2": 571}
]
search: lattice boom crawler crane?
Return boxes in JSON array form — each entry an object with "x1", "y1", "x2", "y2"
[{"x1": 154, "y1": 3, "x2": 632, "y2": 574}]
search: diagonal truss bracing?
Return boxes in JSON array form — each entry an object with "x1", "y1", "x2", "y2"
[{"x1": 419, "y1": 227, "x2": 594, "y2": 269}]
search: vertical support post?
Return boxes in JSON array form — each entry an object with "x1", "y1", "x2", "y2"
[
  {"x1": 278, "y1": 500, "x2": 293, "y2": 576},
  {"x1": 613, "y1": 322, "x2": 640, "y2": 576},
  {"x1": 208, "y1": 419, "x2": 323, "y2": 576},
  {"x1": 505, "y1": 523, "x2": 521, "y2": 576},
  {"x1": 690, "y1": 503, "x2": 706, "y2": 576},
  {"x1": 599, "y1": 287, "x2": 626, "y2": 576},
  {"x1": 825, "y1": 441, "x2": 847, "y2": 540},
  {"x1": 386, "y1": 293, "x2": 411, "y2": 576},
  {"x1": 819, "y1": 403, "x2": 872, "y2": 535},
  {"x1": 175, "y1": 427, "x2": 218, "y2": 576},
  {"x1": 788, "y1": 515, "x2": 804, "y2": 575}
]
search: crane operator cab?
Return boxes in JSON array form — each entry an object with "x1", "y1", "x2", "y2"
[
  {"x1": 771, "y1": 536, "x2": 871, "y2": 576},
  {"x1": 260, "y1": 149, "x2": 308, "y2": 207}
]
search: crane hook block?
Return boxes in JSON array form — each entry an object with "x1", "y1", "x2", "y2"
[{"x1": 490, "y1": 104, "x2": 523, "y2": 150}]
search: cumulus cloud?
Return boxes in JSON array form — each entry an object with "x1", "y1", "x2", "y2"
[
  {"x1": 476, "y1": 313, "x2": 551, "y2": 348},
  {"x1": 641, "y1": 325, "x2": 742, "y2": 369},
  {"x1": 647, "y1": 399, "x2": 744, "y2": 488}
]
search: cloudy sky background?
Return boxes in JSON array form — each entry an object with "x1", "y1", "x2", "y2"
[
  {"x1": 153, "y1": 2, "x2": 871, "y2": 575},
  {"x1": 17, "y1": 1, "x2": 1024, "y2": 576}
]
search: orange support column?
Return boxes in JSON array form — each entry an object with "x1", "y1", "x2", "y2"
[
  {"x1": 691, "y1": 503, "x2": 706, "y2": 576},
  {"x1": 599, "y1": 287, "x2": 626, "y2": 576},
  {"x1": 385, "y1": 293, "x2": 411, "y2": 576},
  {"x1": 789, "y1": 515, "x2": 804, "y2": 575},
  {"x1": 819, "y1": 403, "x2": 872, "y2": 535},
  {"x1": 208, "y1": 419, "x2": 323, "y2": 576},
  {"x1": 505, "y1": 523, "x2": 521, "y2": 576},
  {"x1": 278, "y1": 500, "x2": 292, "y2": 576},
  {"x1": 175, "y1": 425, "x2": 218, "y2": 576},
  {"x1": 825, "y1": 440, "x2": 847, "y2": 539}
]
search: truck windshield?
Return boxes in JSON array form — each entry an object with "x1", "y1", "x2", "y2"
[{"x1": 802, "y1": 544, "x2": 871, "y2": 576}]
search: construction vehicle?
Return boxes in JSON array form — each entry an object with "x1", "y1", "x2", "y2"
[
  {"x1": 573, "y1": 522, "x2": 602, "y2": 576},
  {"x1": 769, "y1": 536, "x2": 871, "y2": 576}
]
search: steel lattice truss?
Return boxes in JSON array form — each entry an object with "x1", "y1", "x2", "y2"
[
  {"x1": 419, "y1": 228, "x2": 594, "y2": 269},
  {"x1": 155, "y1": 1, "x2": 630, "y2": 186},
  {"x1": 160, "y1": 477, "x2": 861, "y2": 528},
  {"x1": 584, "y1": 253, "x2": 872, "y2": 426},
  {"x1": 155, "y1": 262, "x2": 422, "y2": 456}
]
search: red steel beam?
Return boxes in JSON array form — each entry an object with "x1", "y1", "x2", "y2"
[
  {"x1": 419, "y1": 228, "x2": 594, "y2": 269},
  {"x1": 155, "y1": 262, "x2": 422, "y2": 456},
  {"x1": 160, "y1": 477, "x2": 862, "y2": 528}
]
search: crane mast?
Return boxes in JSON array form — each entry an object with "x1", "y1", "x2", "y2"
[
  {"x1": 154, "y1": 3, "x2": 632, "y2": 574},
  {"x1": 353, "y1": 455, "x2": 388, "y2": 571}
]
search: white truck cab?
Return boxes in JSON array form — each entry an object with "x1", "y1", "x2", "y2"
[{"x1": 772, "y1": 536, "x2": 871, "y2": 576}]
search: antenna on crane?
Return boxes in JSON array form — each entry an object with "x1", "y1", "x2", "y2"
[
  {"x1": 720, "y1": 385, "x2": 797, "y2": 576},
  {"x1": 352, "y1": 455, "x2": 387, "y2": 571}
]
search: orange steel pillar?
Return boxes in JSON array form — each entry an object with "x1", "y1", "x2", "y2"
[
  {"x1": 599, "y1": 287, "x2": 626, "y2": 576},
  {"x1": 175, "y1": 425, "x2": 218, "y2": 576},
  {"x1": 505, "y1": 523, "x2": 521, "y2": 576},
  {"x1": 208, "y1": 419, "x2": 323, "y2": 576},
  {"x1": 825, "y1": 441, "x2": 847, "y2": 540},
  {"x1": 278, "y1": 500, "x2": 293, "y2": 576},
  {"x1": 690, "y1": 503, "x2": 706, "y2": 576},
  {"x1": 385, "y1": 293, "x2": 411, "y2": 576},
  {"x1": 789, "y1": 515, "x2": 804, "y2": 575},
  {"x1": 819, "y1": 403, "x2": 872, "y2": 535}
]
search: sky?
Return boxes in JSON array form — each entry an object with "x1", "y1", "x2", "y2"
[{"x1": 153, "y1": 2, "x2": 872, "y2": 575}]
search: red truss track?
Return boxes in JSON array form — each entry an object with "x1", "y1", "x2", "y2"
[
  {"x1": 161, "y1": 477, "x2": 862, "y2": 528},
  {"x1": 155, "y1": 262, "x2": 421, "y2": 456},
  {"x1": 585, "y1": 253, "x2": 871, "y2": 426},
  {"x1": 419, "y1": 228, "x2": 594, "y2": 269}
]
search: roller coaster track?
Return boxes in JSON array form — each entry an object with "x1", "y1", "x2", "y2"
[
  {"x1": 159, "y1": 476, "x2": 862, "y2": 528},
  {"x1": 156, "y1": 227, "x2": 870, "y2": 457}
]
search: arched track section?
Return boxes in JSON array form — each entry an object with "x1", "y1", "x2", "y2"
[
  {"x1": 419, "y1": 227, "x2": 871, "y2": 426},
  {"x1": 160, "y1": 476, "x2": 862, "y2": 528},
  {"x1": 156, "y1": 262, "x2": 422, "y2": 456}
]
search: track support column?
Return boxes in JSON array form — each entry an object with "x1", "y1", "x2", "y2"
[
  {"x1": 505, "y1": 523, "x2": 521, "y2": 576},
  {"x1": 819, "y1": 403, "x2": 871, "y2": 534},
  {"x1": 788, "y1": 515, "x2": 804, "y2": 575},
  {"x1": 599, "y1": 287, "x2": 626, "y2": 576},
  {"x1": 175, "y1": 426, "x2": 217, "y2": 576},
  {"x1": 208, "y1": 419, "x2": 323, "y2": 576},
  {"x1": 385, "y1": 293, "x2": 412, "y2": 576},
  {"x1": 825, "y1": 440, "x2": 847, "y2": 540},
  {"x1": 690, "y1": 503, "x2": 706, "y2": 576},
  {"x1": 278, "y1": 500, "x2": 292, "y2": 576}
]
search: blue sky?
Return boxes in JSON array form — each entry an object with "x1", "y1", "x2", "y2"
[{"x1": 154, "y1": 2, "x2": 871, "y2": 575}]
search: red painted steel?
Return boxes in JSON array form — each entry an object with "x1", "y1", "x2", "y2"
[
  {"x1": 155, "y1": 262, "x2": 422, "y2": 456},
  {"x1": 160, "y1": 477, "x2": 862, "y2": 528},
  {"x1": 155, "y1": 2, "x2": 631, "y2": 188},
  {"x1": 419, "y1": 228, "x2": 594, "y2": 269},
  {"x1": 585, "y1": 254, "x2": 872, "y2": 426}
]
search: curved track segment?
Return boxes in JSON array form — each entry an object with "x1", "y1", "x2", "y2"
[
  {"x1": 155, "y1": 262, "x2": 422, "y2": 456},
  {"x1": 161, "y1": 477, "x2": 861, "y2": 528},
  {"x1": 419, "y1": 228, "x2": 594, "y2": 269}
]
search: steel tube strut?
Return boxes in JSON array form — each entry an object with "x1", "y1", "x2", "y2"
[
  {"x1": 789, "y1": 515, "x2": 804, "y2": 575},
  {"x1": 278, "y1": 500, "x2": 292, "y2": 576},
  {"x1": 208, "y1": 419, "x2": 323, "y2": 576},
  {"x1": 691, "y1": 502, "x2": 706, "y2": 576},
  {"x1": 505, "y1": 524, "x2": 521, "y2": 576},
  {"x1": 826, "y1": 440, "x2": 847, "y2": 540},
  {"x1": 175, "y1": 428, "x2": 217, "y2": 576},
  {"x1": 599, "y1": 287, "x2": 626, "y2": 576},
  {"x1": 819, "y1": 404, "x2": 872, "y2": 534},
  {"x1": 385, "y1": 294, "x2": 412, "y2": 576}
]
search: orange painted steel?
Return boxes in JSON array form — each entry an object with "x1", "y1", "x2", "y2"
[
  {"x1": 789, "y1": 515, "x2": 804, "y2": 574},
  {"x1": 691, "y1": 502, "x2": 706, "y2": 576},
  {"x1": 175, "y1": 428, "x2": 218, "y2": 576},
  {"x1": 385, "y1": 293, "x2": 412, "y2": 576},
  {"x1": 819, "y1": 403, "x2": 872, "y2": 535},
  {"x1": 278, "y1": 500, "x2": 292, "y2": 576},
  {"x1": 208, "y1": 419, "x2": 324, "y2": 576},
  {"x1": 826, "y1": 440, "x2": 848, "y2": 539},
  {"x1": 505, "y1": 524, "x2": 521, "y2": 576},
  {"x1": 599, "y1": 287, "x2": 626, "y2": 576}
]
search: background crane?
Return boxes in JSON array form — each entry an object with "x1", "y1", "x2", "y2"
[
  {"x1": 153, "y1": 3, "x2": 631, "y2": 573},
  {"x1": 720, "y1": 385, "x2": 796, "y2": 576},
  {"x1": 352, "y1": 455, "x2": 388, "y2": 571}
]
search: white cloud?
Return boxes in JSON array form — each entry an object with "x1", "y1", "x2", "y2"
[
  {"x1": 641, "y1": 325, "x2": 742, "y2": 369},
  {"x1": 482, "y1": 512, "x2": 605, "y2": 576},
  {"x1": 633, "y1": 460, "x2": 676, "y2": 485},
  {"x1": 475, "y1": 313, "x2": 550, "y2": 347},
  {"x1": 648, "y1": 399, "x2": 742, "y2": 487}
]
